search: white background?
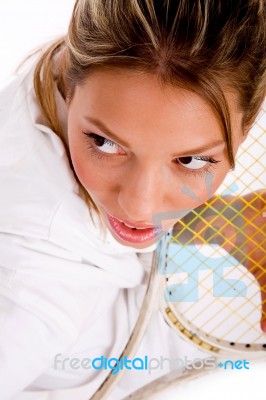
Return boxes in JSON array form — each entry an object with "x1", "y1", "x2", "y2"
[
  {"x1": 0, "y1": 0, "x2": 75, "y2": 84},
  {"x1": 0, "y1": 1, "x2": 265, "y2": 399}
]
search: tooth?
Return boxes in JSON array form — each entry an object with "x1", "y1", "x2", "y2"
[
  {"x1": 124, "y1": 223, "x2": 137, "y2": 228},
  {"x1": 123, "y1": 222, "x2": 146, "y2": 230}
]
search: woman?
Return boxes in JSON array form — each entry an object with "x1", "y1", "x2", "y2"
[{"x1": 0, "y1": 0, "x2": 265, "y2": 399}]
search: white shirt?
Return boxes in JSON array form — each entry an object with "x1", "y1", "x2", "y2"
[{"x1": 0, "y1": 61, "x2": 205, "y2": 400}]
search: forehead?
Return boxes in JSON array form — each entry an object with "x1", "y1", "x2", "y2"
[
  {"x1": 71, "y1": 68, "x2": 242, "y2": 152},
  {"x1": 76, "y1": 67, "x2": 215, "y2": 113}
]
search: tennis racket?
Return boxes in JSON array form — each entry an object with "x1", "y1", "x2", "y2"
[
  {"x1": 123, "y1": 107, "x2": 266, "y2": 398},
  {"x1": 123, "y1": 190, "x2": 266, "y2": 399},
  {"x1": 91, "y1": 108, "x2": 266, "y2": 400}
]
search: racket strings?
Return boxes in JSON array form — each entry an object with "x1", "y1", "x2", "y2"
[
  {"x1": 165, "y1": 267, "x2": 264, "y2": 346},
  {"x1": 236, "y1": 121, "x2": 265, "y2": 185},
  {"x1": 164, "y1": 178, "x2": 265, "y2": 347},
  {"x1": 165, "y1": 259, "x2": 262, "y2": 344},
  {"x1": 176, "y1": 197, "x2": 265, "y2": 257},
  {"x1": 168, "y1": 236, "x2": 258, "y2": 302},
  {"x1": 166, "y1": 233, "x2": 264, "y2": 320},
  {"x1": 165, "y1": 276, "x2": 264, "y2": 345},
  {"x1": 171, "y1": 192, "x2": 265, "y2": 279}
]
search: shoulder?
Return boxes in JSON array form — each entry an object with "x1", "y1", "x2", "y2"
[{"x1": 0, "y1": 60, "x2": 79, "y2": 239}]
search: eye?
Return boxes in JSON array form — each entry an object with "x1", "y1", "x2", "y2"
[
  {"x1": 177, "y1": 156, "x2": 219, "y2": 170},
  {"x1": 84, "y1": 132, "x2": 121, "y2": 154}
]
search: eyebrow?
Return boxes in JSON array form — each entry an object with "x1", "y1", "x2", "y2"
[
  {"x1": 84, "y1": 116, "x2": 130, "y2": 147},
  {"x1": 175, "y1": 141, "x2": 225, "y2": 156},
  {"x1": 84, "y1": 116, "x2": 225, "y2": 155}
]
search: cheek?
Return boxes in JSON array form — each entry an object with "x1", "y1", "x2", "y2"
[
  {"x1": 67, "y1": 116, "x2": 114, "y2": 200},
  {"x1": 69, "y1": 139, "x2": 121, "y2": 209}
]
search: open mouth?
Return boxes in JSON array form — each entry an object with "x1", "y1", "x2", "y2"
[{"x1": 106, "y1": 213, "x2": 163, "y2": 244}]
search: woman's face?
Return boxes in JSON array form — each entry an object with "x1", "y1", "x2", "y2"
[{"x1": 67, "y1": 68, "x2": 245, "y2": 249}]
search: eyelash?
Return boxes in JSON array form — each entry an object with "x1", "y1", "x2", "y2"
[
  {"x1": 82, "y1": 132, "x2": 118, "y2": 161},
  {"x1": 82, "y1": 131, "x2": 221, "y2": 176},
  {"x1": 175, "y1": 156, "x2": 221, "y2": 177}
]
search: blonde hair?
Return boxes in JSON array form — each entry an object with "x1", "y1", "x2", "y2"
[{"x1": 34, "y1": 0, "x2": 266, "y2": 211}]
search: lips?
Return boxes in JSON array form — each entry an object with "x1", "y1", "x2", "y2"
[{"x1": 106, "y1": 213, "x2": 163, "y2": 244}]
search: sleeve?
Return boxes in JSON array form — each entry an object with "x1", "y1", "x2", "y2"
[{"x1": 0, "y1": 232, "x2": 101, "y2": 400}]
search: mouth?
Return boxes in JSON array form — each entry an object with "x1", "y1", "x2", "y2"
[{"x1": 105, "y1": 213, "x2": 164, "y2": 244}]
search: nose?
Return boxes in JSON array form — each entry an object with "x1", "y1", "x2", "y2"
[{"x1": 117, "y1": 162, "x2": 167, "y2": 223}]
